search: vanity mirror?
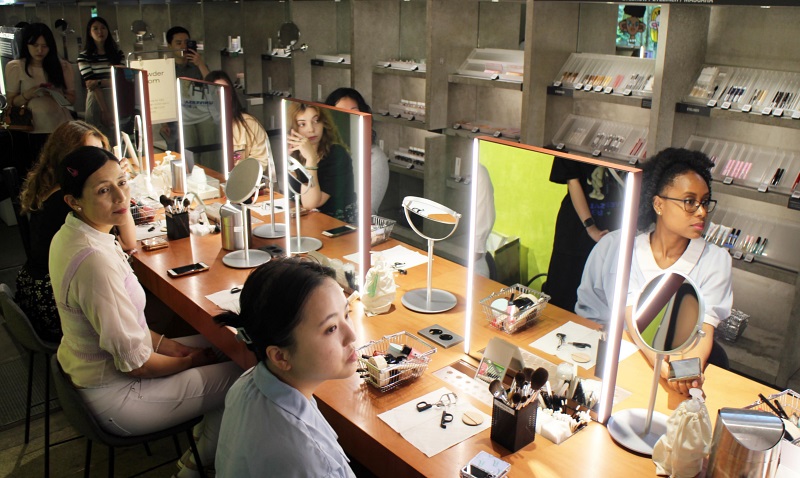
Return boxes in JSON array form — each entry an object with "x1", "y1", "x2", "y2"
[
  {"x1": 465, "y1": 138, "x2": 642, "y2": 426},
  {"x1": 278, "y1": 22, "x2": 308, "y2": 55},
  {"x1": 176, "y1": 77, "x2": 233, "y2": 179},
  {"x1": 280, "y1": 98, "x2": 371, "y2": 289},
  {"x1": 222, "y1": 157, "x2": 271, "y2": 269},
  {"x1": 607, "y1": 272, "x2": 706, "y2": 456},
  {"x1": 111, "y1": 66, "x2": 153, "y2": 175}
]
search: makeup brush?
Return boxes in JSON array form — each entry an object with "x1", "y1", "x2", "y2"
[
  {"x1": 159, "y1": 195, "x2": 174, "y2": 213},
  {"x1": 489, "y1": 380, "x2": 510, "y2": 405},
  {"x1": 510, "y1": 372, "x2": 525, "y2": 397}
]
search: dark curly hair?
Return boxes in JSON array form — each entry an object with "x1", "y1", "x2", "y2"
[{"x1": 638, "y1": 148, "x2": 714, "y2": 230}]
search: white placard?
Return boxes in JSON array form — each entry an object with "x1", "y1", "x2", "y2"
[
  {"x1": 130, "y1": 58, "x2": 178, "y2": 123},
  {"x1": 742, "y1": 104, "x2": 753, "y2": 113}
]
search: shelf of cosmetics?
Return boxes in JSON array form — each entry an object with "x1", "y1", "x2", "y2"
[
  {"x1": 684, "y1": 65, "x2": 800, "y2": 119},
  {"x1": 375, "y1": 99, "x2": 427, "y2": 124},
  {"x1": 685, "y1": 135, "x2": 800, "y2": 197},
  {"x1": 551, "y1": 114, "x2": 649, "y2": 164},
  {"x1": 389, "y1": 146, "x2": 426, "y2": 171},
  {"x1": 706, "y1": 206, "x2": 800, "y2": 273},
  {"x1": 375, "y1": 59, "x2": 427, "y2": 73},
  {"x1": 552, "y1": 53, "x2": 655, "y2": 98},
  {"x1": 447, "y1": 121, "x2": 521, "y2": 142}
]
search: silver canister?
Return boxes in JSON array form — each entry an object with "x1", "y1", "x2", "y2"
[
  {"x1": 707, "y1": 408, "x2": 784, "y2": 478},
  {"x1": 220, "y1": 203, "x2": 252, "y2": 251},
  {"x1": 170, "y1": 159, "x2": 186, "y2": 195}
]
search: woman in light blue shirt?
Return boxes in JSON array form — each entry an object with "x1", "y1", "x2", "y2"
[{"x1": 215, "y1": 259, "x2": 358, "y2": 478}]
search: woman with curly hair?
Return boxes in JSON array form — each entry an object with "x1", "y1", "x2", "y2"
[
  {"x1": 16, "y1": 121, "x2": 135, "y2": 342},
  {"x1": 77, "y1": 16, "x2": 124, "y2": 141},
  {"x1": 286, "y1": 102, "x2": 356, "y2": 224},
  {"x1": 576, "y1": 148, "x2": 732, "y2": 395}
]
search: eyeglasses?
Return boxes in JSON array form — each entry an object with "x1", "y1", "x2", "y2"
[{"x1": 657, "y1": 196, "x2": 717, "y2": 214}]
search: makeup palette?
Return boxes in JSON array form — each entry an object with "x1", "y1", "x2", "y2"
[{"x1": 553, "y1": 52, "x2": 655, "y2": 97}]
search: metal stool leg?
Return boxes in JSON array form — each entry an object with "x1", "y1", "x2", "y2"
[
  {"x1": 84, "y1": 439, "x2": 92, "y2": 478},
  {"x1": 24, "y1": 352, "x2": 34, "y2": 443},
  {"x1": 44, "y1": 353, "x2": 50, "y2": 478},
  {"x1": 107, "y1": 445, "x2": 114, "y2": 478},
  {"x1": 172, "y1": 434, "x2": 182, "y2": 457},
  {"x1": 186, "y1": 429, "x2": 205, "y2": 477}
]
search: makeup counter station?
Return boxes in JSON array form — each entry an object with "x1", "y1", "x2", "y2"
[{"x1": 129, "y1": 176, "x2": 777, "y2": 477}]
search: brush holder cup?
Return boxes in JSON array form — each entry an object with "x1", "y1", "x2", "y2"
[
  {"x1": 490, "y1": 397, "x2": 537, "y2": 452},
  {"x1": 165, "y1": 211, "x2": 190, "y2": 240}
]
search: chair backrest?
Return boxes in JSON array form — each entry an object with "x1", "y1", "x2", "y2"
[
  {"x1": 1, "y1": 167, "x2": 32, "y2": 259},
  {"x1": 50, "y1": 355, "x2": 110, "y2": 444},
  {"x1": 0, "y1": 283, "x2": 59, "y2": 355}
]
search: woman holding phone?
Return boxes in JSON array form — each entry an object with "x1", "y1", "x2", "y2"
[
  {"x1": 77, "y1": 17, "x2": 124, "y2": 141},
  {"x1": 287, "y1": 102, "x2": 356, "y2": 224}
]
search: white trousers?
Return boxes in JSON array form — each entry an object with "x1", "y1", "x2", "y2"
[{"x1": 79, "y1": 335, "x2": 243, "y2": 464}]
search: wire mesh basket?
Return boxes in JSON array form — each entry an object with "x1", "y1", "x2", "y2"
[
  {"x1": 480, "y1": 284, "x2": 550, "y2": 334},
  {"x1": 357, "y1": 331, "x2": 436, "y2": 392},
  {"x1": 371, "y1": 215, "x2": 397, "y2": 246},
  {"x1": 745, "y1": 389, "x2": 800, "y2": 446},
  {"x1": 715, "y1": 309, "x2": 749, "y2": 343},
  {"x1": 130, "y1": 197, "x2": 160, "y2": 225}
]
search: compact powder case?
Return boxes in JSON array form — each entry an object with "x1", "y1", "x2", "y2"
[{"x1": 418, "y1": 324, "x2": 464, "y2": 349}]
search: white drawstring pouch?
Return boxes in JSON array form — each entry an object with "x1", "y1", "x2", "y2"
[
  {"x1": 361, "y1": 258, "x2": 396, "y2": 316},
  {"x1": 652, "y1": 388, "x2": 713, "y2": 478}
]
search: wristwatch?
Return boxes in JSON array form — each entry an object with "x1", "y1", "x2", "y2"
[{"x1": 582, "y1": 217, "x2": 595, "y2": 229}]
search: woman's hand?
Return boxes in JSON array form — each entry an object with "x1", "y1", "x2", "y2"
[
  {"x1": 21, "y1": 86, "x2": 39, "y2": 102},
  {"x1": 188, "y1": 347, "x2": 217, "y2": 368},
  {"x1": 586, "y1": 225, "x2": 609, "y2": 243},
  {"x1": 287, "y1": 128, "x2": 319, "y2": 167},
  {"x1": 85, "y1": 79, "x2": 100, "y2": 90},
  {"x1": 661, "y1": 360, "x2": 705, "y2": 396}
]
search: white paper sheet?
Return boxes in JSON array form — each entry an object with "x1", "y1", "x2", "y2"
[
  {"x1": 529, "y1": 322, "x2": 638, "y2": 370},
  {"x1": 248, "y1": 198, "x2": 287, "y2": 216},
  {"x1": 135, "y1": 223, "x2": 167, "y2": 241},
  {"x1": 345, "y1": 245, "x2": 429, "y2": 268},
  {"x1": 378, "y1": 387, "x2": 491, "y2": 457},
  {"x1": 205, "y1": 285, "x2": 243, "y2": 313}
]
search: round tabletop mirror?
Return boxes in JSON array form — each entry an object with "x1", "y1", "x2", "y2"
[
  {"x1": 403, "y1": 196, "x2": 461, "y2": 240},
  {"x1": 279, "y1": 22, "x2": 300, "y2": 47},
  {"x1": 225, "y1": 157, "x2": 262, "y2": 204},
  {"x1": 632, "y1": 272, "x2": 705, "y2": 355}
]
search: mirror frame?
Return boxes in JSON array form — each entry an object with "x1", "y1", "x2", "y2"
[
  {"x1": 280, "y1": 97, "x2": 372, "y2": 291},
  {"x1": 111, "y1": 66, "x2": 154, "y2": 175},
  {"x1": 465, "y1": 137, "x2": 642, "y2": 425},
  {"x1": 176, "y1": 77, "x2": 234, "y2": 181}
]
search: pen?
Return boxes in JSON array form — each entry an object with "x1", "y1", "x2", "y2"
[
  {"x1": 791, "y1": 172, "x2": 800, "y2": 192},
  {"x1": 757, "y1": 238, "x2": 768, "y2": 255},
  {"x1": 775, "y1": 168, "x2": 785, "y2": 186}
]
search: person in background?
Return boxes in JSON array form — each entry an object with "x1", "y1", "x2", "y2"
[
  {"x1": 576, "y1": 148, "x2": 732, "y2": 395},
  {"x1": 324, "y1": 88, "x2": 389, "y2": 215},
  {"x1": 16, "y1": 121, "x2": 135, "y2": 342},
  {"x1": 4, "y1": 23, "x2": 75, "y2": 173},
  {"x1": 205, "y1": 70, "x2": 273, "y2": 171},
  {"x1": 160, "y1": 26, "x2": 211, "y2": 154},
  {"x1": 215, "y1": 258, "x2": 357, "y2": 478},
  {"x1": 77, "y1": 17, "x2": 124, "y2": 142},
  {"x1": 50, "y1": 146, "x2": 241, "y2": 478},
  {"x1": 287, "y1": 102, "x2": 357, "y2": 224}
]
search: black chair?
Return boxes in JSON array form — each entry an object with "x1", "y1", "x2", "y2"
[
  {"x1": 50, "y1": 356, "x2": 206, "y2": 478},
  {"x1": 2, "y1": 166, "x2": 32, "y2": 260},
  {"x1": 0, "y1": 283, "x2": 59, "y2": 476}
]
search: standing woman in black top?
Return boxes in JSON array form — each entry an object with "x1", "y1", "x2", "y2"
[
  {"x1": 286, "y1": 102, "x2": 357, "y2": 224},
  {"x1": 77, "y1": 17, "x2": 124, "y2": 142}
]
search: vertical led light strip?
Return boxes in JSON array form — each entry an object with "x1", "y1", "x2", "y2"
[
  {"x1": 110, "y1": 66, "x2": 122, "y2": 157},
  {"x1": 463, "y1": 138, "x2": 481, "y2": 354},
  {"x1": 357, "y1": 114, "x2": 366, "y2": 291},
  {"x1": 597, "y1": 170, "x2": 640, "y2": 424},
  {"x1": 176, "y1": 78, "x2": 187, "y2": 191},
  {"x1": 219, "y1": 84, "x2": 230, "y2": 181},
  {"x1": 281, "y1": 99, "x2": 292, "y2": 256},
  {"x1": 136, "y1": 70, "x2": 151, "y2": 176}
]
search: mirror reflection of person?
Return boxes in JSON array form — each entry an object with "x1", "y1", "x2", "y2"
[
  {"x1": 205, "y1": 71, "x2": 273, "y2": 171},
  {"x1": 576, "y1": 148, "x2": 732, "y2": 395},
  {"x1": 324, "y1": 88, "x2": 389, "y2": 215},
  {"x1": 287, "y1": 103, "x2": 357, "y2": 224},
  {"x1": 215, "y1": 259, "x2": 358, "y2": 477},
  {"x1": 544, "y1": 155, "x2": 624, "y2": 311},
  {"x1": 77, "y1": 17, "x2": 123, "y2": 142}
]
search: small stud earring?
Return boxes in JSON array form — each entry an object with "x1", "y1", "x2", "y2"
[
  {"x1": 76, "y1": 207, "x2": 82, "y2": 212},
  {"x1": 656, "y1": 210, "x2": 662, "y2": 215}
]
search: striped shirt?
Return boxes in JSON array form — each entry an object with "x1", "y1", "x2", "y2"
[{"x1": 77, "y1": 50, "x2": 123, "y2": 81}]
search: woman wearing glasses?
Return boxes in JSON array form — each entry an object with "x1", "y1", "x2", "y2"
[{"x1": 576, "y1": 148, "x2": 732, "y2": 395}]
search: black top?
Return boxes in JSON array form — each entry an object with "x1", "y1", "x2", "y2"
[
  {"x1": 26, "y1": 190, "x2": 71, "y2": 279},
  {"x1": 317, "y1": 144, "x2": 357, "y2": 223}
]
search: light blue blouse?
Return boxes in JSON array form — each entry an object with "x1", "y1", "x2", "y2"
[
  {"x1": 216, "y1": 363, "x2": 356, "y2": 478},
  {"x1": 575, "y1": 230, "x2": 733, "y2": 327}
]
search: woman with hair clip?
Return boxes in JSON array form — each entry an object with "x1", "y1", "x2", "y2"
[
  {"x1": 204, "y1": 70, "x2": 273, "y2": 170},
  {"x1": 325, "y1": 87, "x2": 389, "y2": 215},
  {"x1": 576, "y1": 148, "x2": 733, "y2": 395},
  {"x1": 287, "y1": 102, "x2": 357, "y2": 223},
  {"x1": 4, "y1": 23, "x2": 75, "y2": 170},
  {"x1": 215, "y1": 258, "x2": 358, "y2": 478},
  {"x1": 16, "y1": 121, "x2": 135, "y2": 342},
  {"x1": 77, "y1": 16, "x2": 124, "y2": 141},
  {"x1": 50, "y1": 146, "x2": 241, "y2": 478}
]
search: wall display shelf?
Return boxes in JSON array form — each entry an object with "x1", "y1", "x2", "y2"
[
  {"x1": 685, "y1": 135, "x2": 800, "y2": 196},
  {"x1": 546, "y1": 86, "x2": 652, "y2": 109},
  {"x1": 447, "y1": 121, "x2": 521, "y2": 142},
  {"x1": 683, "y1": 65, "x2": 800, "y2": 119},
  {"x1": 389, "y1": 146, "x2": 426, "y2": 172},
  {"x1": 389, "y1": 163, "x2": 425, "y2": 181},
  {"x1": 455, "y1": 48, "x2": 523, "y2": 83},
  {"x1": 374, "y1": 113, "x2": 430, "y2": 131},
  {"x1": 372, "y1": 66, "x2": 426, "y2": 80},
  {"x1": 312, "y1": 54, "x2": 351, "y2": 66},
  {"x1": 552, "y1": 53, "x2": 654, "y2": 98},
  {"x1": 448, "y1": 74, "x2": 523, "y2": 91},
  {"x1": 551, "y1": 114, "x2": 648, "y2": 164},
  {"x1": 375, "y1": 60, "x2": 427, "y2": 73}
]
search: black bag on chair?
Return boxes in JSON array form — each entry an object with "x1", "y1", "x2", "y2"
[{"x1": 3, "y1": 104, "x2": 34, "y2": 132}]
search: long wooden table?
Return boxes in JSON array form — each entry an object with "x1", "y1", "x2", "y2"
[{"x1": 131, "y1": 201, "x2": 777, "y2": 477}]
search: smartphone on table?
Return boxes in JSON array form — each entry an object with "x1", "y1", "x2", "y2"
[
  {"x1": 168, "y1": 262, "x2": 209, "y2": 278},
  {"x1": 322, "y1": 225, "x2": 357, "y2": 238}
]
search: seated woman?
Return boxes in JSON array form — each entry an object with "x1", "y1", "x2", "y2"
[
  {"x1": 324, "y1": 88, "x2": 389, "y2": 215},
  {"x1": 575, "y1": 148, "x2": 732, "y2": 395},
  {"x1": 16, "y1": 121, "x2": 135, "y2": 342},
  {"x1": 204, "y1": 70, "x2": 274, "y2": 171},
  {"x1": 287, "y1": 102, "x2": 357, "y2": 224},
  {"x1": 50, "y1": 146, "x2": 241, "y2": 477},
  {"x1": 215, "y1": 258, "x2": 357, "y2": 478}
]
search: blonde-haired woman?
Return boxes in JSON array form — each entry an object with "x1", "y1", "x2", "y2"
[
  {"x1": 16, "y1": 121, "x2": 135, "y2": 342},
  {"x1": 287, "y1": 103, "x2": 356, "y2": 224}
]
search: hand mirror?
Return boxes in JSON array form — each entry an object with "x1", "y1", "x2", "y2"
[{"x1": 607, "y1": 272, "x2": 705, "y2": 456}]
